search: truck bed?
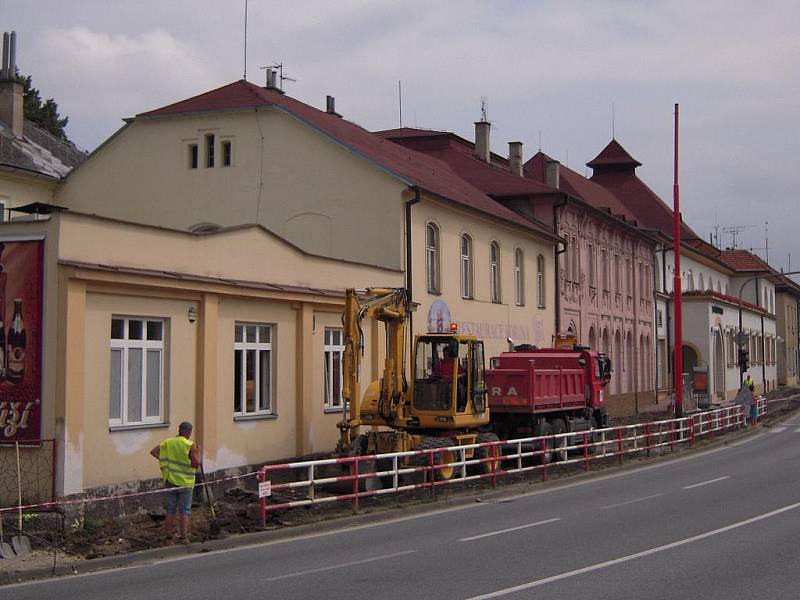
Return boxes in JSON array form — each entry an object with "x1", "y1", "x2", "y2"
[{"x1": 487, "y1": 363, "x2": 587, "y2": 414}]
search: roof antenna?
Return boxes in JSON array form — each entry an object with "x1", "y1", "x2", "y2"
[
  {"x1": 480, "y1": 96, "x2": 489, "y2": 122},
  {"x1": 612, "y1": 101, "x2": 616, "y2": 139},
  {"x1": 538, "y1": 130, "x2": 542, "y2": 151},
  {"x1": 398, "y1": 80, "x2": 403, "y2": 128},
  {"x1": 243, "y1": 0, "x2": 248, "y2": 80},
  {"x1": 270, "y1": 62, "x2": 296, "y2": 91},
  {"x1": 565, "y1": 149, "x2": 569, "y2": 168}
]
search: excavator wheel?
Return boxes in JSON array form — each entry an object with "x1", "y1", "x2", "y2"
[
  {"x1": 551, "y1": 419, "x2": 568, "y2": 462},
  {"x1": 348, "y1": 434, "x2": 382, "y2": 492},
  {"x1": 472, "y1": 432, "x2": 501, "y2": 475},
  {"x1": 414, "y1": 437, "x2": 457, "y2": 482}
]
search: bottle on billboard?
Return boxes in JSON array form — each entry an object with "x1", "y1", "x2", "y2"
[
  {"x1": 0, "y1": 319, "x2": 5, "y2": 382},
  {"x1": 7, "y1": 299, "x2": 25, "y2": 384}
]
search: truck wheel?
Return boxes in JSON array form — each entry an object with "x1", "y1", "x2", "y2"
[
  {"x1": 473, "y1": 433, "x2": 501, "y2": 475},
  {"x1": 534, "y1": 421, "x2": 554, "y2": 465},
  {"x1": 551, "y1": 419, "x2": 568, "y2": 462},
  {"x1": 415, "y1": 437, "x2": 457, "y2": 482}
]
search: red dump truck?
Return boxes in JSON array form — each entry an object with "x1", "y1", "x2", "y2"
[{"x1": 485, "y1": 344, "x2": 612, "y2": 456}]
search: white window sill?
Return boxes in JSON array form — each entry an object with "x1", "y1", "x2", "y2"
[
  {"x1": 109, "y1": 422, "x2": 169, "y2": 432},
  {"x1": 234, "y1": 413, "x2": 278, "y2": 422},
  {"x1": 324, "y1": 407, "x2": 344, "y2": 414}
]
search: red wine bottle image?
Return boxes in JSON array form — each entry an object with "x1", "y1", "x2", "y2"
[
  {"x1": 7, "y1": 299, "x2": 25, "y2": 384},
  {"x1": 0, "y1": 319, "x2": 5, "y2": 382}
]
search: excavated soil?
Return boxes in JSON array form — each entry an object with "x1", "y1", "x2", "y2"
[{"x1": 2, "y1": 389, "x2": 798, "y2": 574}]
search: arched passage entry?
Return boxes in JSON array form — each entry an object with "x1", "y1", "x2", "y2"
[
  {"x1": 713, "y1": 331, "x2": 725, "y2": 400},
  {"x1": 682, "y1": 345, "x2": 699, "y2": 375}
]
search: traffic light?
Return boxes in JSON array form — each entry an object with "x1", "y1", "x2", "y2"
[{"x1": 738, "y1": 348, "x2": 750, "y2": 371}]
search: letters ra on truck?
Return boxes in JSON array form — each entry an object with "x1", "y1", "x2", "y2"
[{"x1": 484, "y1": 344, "x2": 612, "y2": 441}]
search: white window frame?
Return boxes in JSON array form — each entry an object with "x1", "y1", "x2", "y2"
[
  {"x1": 426, "y1": 222, "x2": 441, "y2": 294},
  {"x1": 109, "y1": 317, "x2": 165, "y2": 427},
  {"x1": 324, "y1": 328, "x2": 344, "y2": 411},
  {"x1": 514, "y1": 248, "x2": 524, "y2": 306},
  {"x1": 461, "y1": 234, "x2": 473, "y2": 299},
  {"x1": 490, "y1": 241, "x2": 501, "y2": 303},
  {"x1": 234, "y1": 322, "x2": 274, "y2": 416},
  {"x1": 587, "y1": 243, "x2": 595, "y2": 288}
]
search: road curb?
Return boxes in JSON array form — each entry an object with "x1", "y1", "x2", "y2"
[{"x1": 5, "y1": 396, "x2": 799, "y2": 585}]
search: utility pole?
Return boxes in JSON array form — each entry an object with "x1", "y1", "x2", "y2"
[{"x1": 673, "y1": 103, "x2": 683, "y2": 418}]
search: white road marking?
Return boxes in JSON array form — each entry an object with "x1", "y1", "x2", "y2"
[
  {"x1": 264, "y1": 549, "x2": 416, "y2": 581},
  {"x1": 794, "y1": 427, "x2": 800, "y2": 433},
  {"x1": 770, "y1": 426, "x2": 787, "y2": 433},
  {"x1": 459, "y1": 518, "x2": 561, "y2": 542},
  {"x1": 601, "y1": 494, "x2": 662, "y2": 510},
  {"x1": 683, "y1": 476, "x2": 730, "y2": 490},
  {"x1": 465, "y1": 500, "x2": 800, "y2": 600}
]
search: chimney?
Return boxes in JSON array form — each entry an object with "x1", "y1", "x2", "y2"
[
  {"x1": 326, "y1": 95, "x2": 340, "y2": 116},
  {"x1": 545, "y1": 159, "x2": 560, "y2": 189},
  {"x1": 0, "y1": 31, "x2": 23, "y2": 138},
  {"x1": 508, "y1": 141, "x2": 523, "y2": 177},
  {"x1": 474, "y1": 120, "x2": 491, "y2": 163}
]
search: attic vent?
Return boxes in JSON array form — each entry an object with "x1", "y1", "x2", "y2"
[{"x1": 189, "y1": 222, "x2": 222, "y2": 233}]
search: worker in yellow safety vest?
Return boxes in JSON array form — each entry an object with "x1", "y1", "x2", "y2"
[
  {"x1": 744, "y1": 373, "x2": 754, "y2": 389},
  {"x1": 150, "y1": 421, "x2": 201, "y2": 543}
]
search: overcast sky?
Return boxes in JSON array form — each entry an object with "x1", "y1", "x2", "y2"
[{"x1": 7, "y1": 1, "x2": 800, "y2": 275}]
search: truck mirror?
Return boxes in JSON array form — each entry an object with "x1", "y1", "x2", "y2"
[{"x1": 449, "y1": 340, "x2": 459, "y2": 357}]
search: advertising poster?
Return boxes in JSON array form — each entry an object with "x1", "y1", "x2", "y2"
[{"x1": 0, "y1": 240, "x2": 44, "y2": 442}]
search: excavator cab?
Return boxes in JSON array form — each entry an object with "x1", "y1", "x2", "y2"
[{"x1": 410, "y1": 335, "x2": 489, "y2": 428}]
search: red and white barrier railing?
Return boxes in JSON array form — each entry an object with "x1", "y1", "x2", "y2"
[{"x1": 257, "y1": 399, "x2": 768, "y2": 525}]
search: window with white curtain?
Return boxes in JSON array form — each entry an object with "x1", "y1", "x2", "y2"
[
  {"x1": 461, "y1": 234, "x2": 473, "y2": 299},
  {"x1": 490, "y1": 241, "x2": 501, "y2": 303},
  {"x1": 109, "y1": 317, "x2": 165, "y2": 426},
  {"x1": 514, "y1": 248, "x2": 524, "y2": 306},
  {"x1": 324, "y1": 329, "x2": 344, "y2": 411},
  {"x1": 426, "y1": 222, "x2": 441, "y2": 294},
  {"x1": 234, "y1": 323, "x2": 274, "y2": 416},
  {"x1": 537, "y1": 254, "x2": 546, "y2": 308}
]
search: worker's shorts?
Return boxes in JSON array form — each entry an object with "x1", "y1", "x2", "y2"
[{"x1": 164, "y1": 483, "x2": 193, "y2": 516}]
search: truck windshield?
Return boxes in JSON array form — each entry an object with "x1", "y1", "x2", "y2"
[{"x1": 413, "y1": 338, "x2": 455, "y2": 411}]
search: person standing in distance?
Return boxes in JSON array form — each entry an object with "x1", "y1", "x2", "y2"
[{"x1": 151, "y1": 421, "x2": 201, "y2": 543}]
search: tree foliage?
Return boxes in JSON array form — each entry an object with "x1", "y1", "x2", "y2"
[{"x1": 16, "y1": 72, "x2": 70, "y2": 142}]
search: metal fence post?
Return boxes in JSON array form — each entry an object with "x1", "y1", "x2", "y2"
[
  {"x1": 428, "y1": 451, "x2": 436, "y2": 499},
  {"x1": 583, "y1": 432, "x2": 589, "y2": 471},
  {"x1": 352, "y1": 458, "x2": 360, "y2": 514},
  {"x1": 541, "y1": 437, "x2": 548, "y2": 482},
  {"x1": 617, "y1": 428, "x2": 623, "y2": 465},
  {"x1": 258, "y1": 469, "x2": 266, "y2": 528},
  {"x1": 645, "y1": 423, "x2": 651, "y2": 458}
]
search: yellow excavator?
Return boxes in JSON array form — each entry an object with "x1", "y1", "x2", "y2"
[{"x1": 337, "y1": 287, "x2": 497, "y2": 480}]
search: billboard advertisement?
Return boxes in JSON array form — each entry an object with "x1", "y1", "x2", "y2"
[{"x1": 0, "y1": 240, "x2": 44, "y2": 442}]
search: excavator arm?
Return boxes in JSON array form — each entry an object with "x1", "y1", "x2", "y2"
[{"x1": 338, "y1": 287, "x2": 412, "y2": 449}]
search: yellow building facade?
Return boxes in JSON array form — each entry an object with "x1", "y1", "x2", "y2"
[{"x1": 3, "y1": 80, "x2": 558, "y2": 497}]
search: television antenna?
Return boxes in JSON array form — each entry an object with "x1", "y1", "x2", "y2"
[
  {"x1": 722, "y1": 225, "x2": 751, "y2": 249},
  {"x1": 261, "y1": 62, "x2": 296, "y2": 91},
  {"x1": 479, "y1": 96, "x2": 489, "y2": 123}
]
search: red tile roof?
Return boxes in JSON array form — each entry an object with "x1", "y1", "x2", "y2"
[
  {"x1": 139, "y1": 81, "x2": 558, "y2": 241},
  {"x1": 586, "y1": 139, "x2": 642, "y2": 169},
  {"x1": 375, "y1": 128, "x2": 556, "y2": 198},
  {"x1": 524, "y1": 152, "x2": 638, "y2": 223},
  {"x1": 681, "y1": 289, "x2": 768, "y2": 314},
  {"x1": 587, "y1": 139, "x2": 698, "y2": 240},
  {"x1": 715, "y1": 249, "x2": 774, "y2": 273}
]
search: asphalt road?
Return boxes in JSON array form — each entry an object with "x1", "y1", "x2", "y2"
[{"x1": 4, "y1": 417, "x2": 800, "y2": 600}]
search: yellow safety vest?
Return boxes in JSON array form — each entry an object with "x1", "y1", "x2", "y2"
[{"x1": 159, "y1": 436, "x2": 196, "y2": 487}]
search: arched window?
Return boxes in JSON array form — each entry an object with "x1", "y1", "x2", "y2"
[
  {"x1": 698, "y1": 273, "x2": 705, "y2": 291},
  {"x1": 537, "y1": 254, "x2": 546, "y2": 308},
  {"x1": 514, "y1": 248, "x2": 524, "y2": 305},
  {"x1": 460, "y1": 234, "x2": 473, "y2": 299},
  {"x1": 708, "y1": 277, "x2": 714, "y2": 293},
  {"x1": 490, "y1": 241, "x2": 501, "y2": 303},
  {"x1": 425, "y1": 222, "x2": 440, "y2": 294}
]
